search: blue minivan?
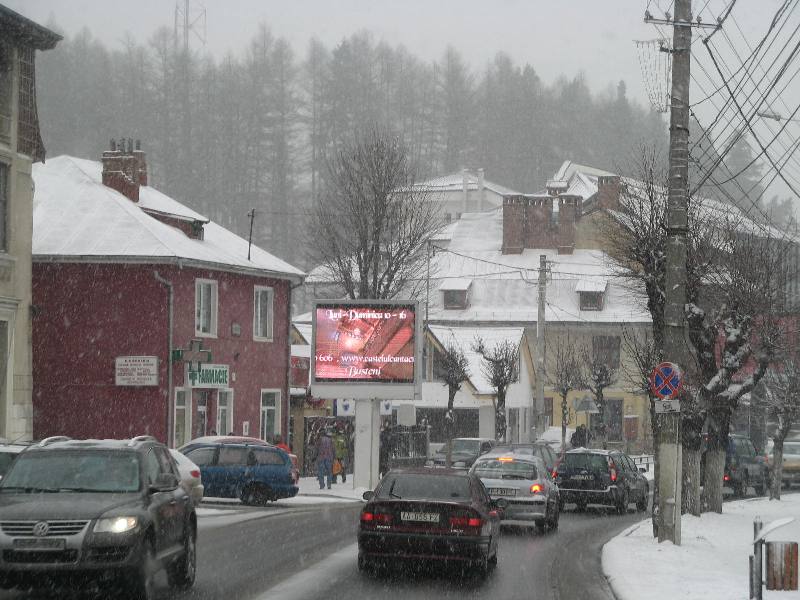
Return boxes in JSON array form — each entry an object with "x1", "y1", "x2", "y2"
[{"x1": 181, "y1": 438, "x2": 299, "y2": 505}]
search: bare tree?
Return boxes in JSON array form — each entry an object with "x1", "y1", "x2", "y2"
[
  {"x1": 548, "y1": 334, "x2": 582, "y2": 457},
  {"x1": 759, "y1": 358, "x2": 800, "y2": 500},
  {"x1": 580, "y1": 346, "x2": 618, "y2": 450},
  {"x1": 436, "y1": 341, "x2": 471, "y2": 467},
  {"x1": 473, "y1": 337, "x2": 520, "y2": 442},
  {"x1": 306, "y1": 125, "x2": 442, "y2": 299}
]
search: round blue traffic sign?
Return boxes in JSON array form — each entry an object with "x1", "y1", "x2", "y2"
[{"x1": 649, "y1": 362, "x2": 683, "y2": 399}]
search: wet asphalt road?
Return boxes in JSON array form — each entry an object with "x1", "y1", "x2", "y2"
[{"x1": 1, "y1": 500, "x2": 646, "y2": 600}]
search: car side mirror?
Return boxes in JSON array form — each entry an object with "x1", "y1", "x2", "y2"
[
  {"x1": 362, "y1": 490, "x2": 375, "y2": 501},
  {"x1": 150, "y1": 472, "x2": 179, "y2": 493}
]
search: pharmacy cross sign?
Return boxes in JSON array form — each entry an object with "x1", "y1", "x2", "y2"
[
  {"x1": 649, "y1": 361, "x2": 683, "y2": 399},
  {"x1": 171, "y1": 339, "x2": 212, "y2": 372}
]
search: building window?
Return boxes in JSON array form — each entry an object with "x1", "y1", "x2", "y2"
[
  {"x1": 217, "y1": 389, "x2": 234, "y2": 435},
  {"x1": 592, "y1": 335, "x2": 621, "y2": 370},
  {"x1": 260, "y1": 390, "x2": 281, "y2": 441},
  {"x1": 0, "y1": 163, "x2": 7, "y2": 252},
  {"x1": 579, "y1": 291, "x2": 604, "y2": 311},
  {"x1": 443, "y1": 290, "x2": 468, "y2": 310},
  {"x1": 0, "y1": 42, "x2": 11, "y2": 143},
  {"x1": 174, "y1": 388, "x2": 191, "y2": 449},
  {"x1": 195, "y1": 279, "x2": 218, "y2": 336},
  {"x1": 253, "y1": 286, "x2": 274, "y2": 341}
]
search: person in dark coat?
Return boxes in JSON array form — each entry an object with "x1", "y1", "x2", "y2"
[{"x1": 316, "y1": 429, "x2": 335, "y2": 490}]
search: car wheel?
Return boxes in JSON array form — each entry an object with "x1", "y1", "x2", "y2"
[
  {"x1": 636, "y1": 484, "x2": 649, "y2": 512},
  {"x1": 126, "y1": 538, "x2": 156, "y2": 600},
  {"x1": 475, "y1": 555, "x2": 490, "y2": 579},
  {"x1": 755, "y1": 473, "x2": 767, "y2": 496},
  {"x1": 357, "y1": 553, "x2": 371, "y2": 573},
  {"x1": 167, "y1": 524, "x2": 197, "y2": 590},
  {"x1": 549, "y1": 501, "x2": 560, "y2": 530},
  {"x1": 575, "y1": 499, "x2": 587, "y2": 512},
  {"x1": 241, "y1": 483, "x2": 271, "y2": 506},
  {"x1": 615, "y1": 489, "x2": 629, "y2": 515},
  {"x1": 734, "y1": 474, "x2": 748, "y2": 498}
]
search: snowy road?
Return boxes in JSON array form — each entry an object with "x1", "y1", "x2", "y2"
[{"x1": 2, "y1": 501, "x2": 644, "y2": 599}]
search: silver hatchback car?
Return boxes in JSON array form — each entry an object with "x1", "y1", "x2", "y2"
[{"x1": 470, "y1": 450, "x2": 560, "y2": 532}]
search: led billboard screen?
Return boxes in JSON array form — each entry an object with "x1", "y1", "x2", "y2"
[{"x1": 314, "y1": 302, "x2": 417, "y2": 384}]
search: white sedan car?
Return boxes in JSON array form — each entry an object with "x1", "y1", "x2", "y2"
[{"x1": 170, "y1": 448, "x2": 204, "y2": 504}]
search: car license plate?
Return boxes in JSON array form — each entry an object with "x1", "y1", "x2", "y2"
[
  {"x1": 488, "y1": 488, "x2": 517, "y2": 496},
  {"x1": 13, "y1": 538, "x2": 66, "y2": 551},
  {"x1": 571, "y1": 474, "x2": 593, "y2": 480},
  {"x1": 400, "y1": 511, "x2": 439, "y2": 523}
]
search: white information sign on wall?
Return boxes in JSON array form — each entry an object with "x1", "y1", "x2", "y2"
[{"x1": 115, "y1": 356, "x2": 159, "y2": 386}]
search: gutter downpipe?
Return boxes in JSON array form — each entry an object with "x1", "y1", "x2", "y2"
[
  {"x1": 287, "y1": 279, "x2": 304, "y2": 444},
  {"x1": 154, "y1": 271, "x2": 174, "y2": 447}
]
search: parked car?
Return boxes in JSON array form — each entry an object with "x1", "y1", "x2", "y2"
[
  {"x1": 180, "y1": 440, "x2": 298, "y2": 505},
  {"x1": 0, "y1": 441, "x2": 28, "y2": 482},
  {"x1": 470, "y1": 450, "x2": 560, "y2": 532},
  {"x1": 358, "y1": 468, "x2": 502, "y2": 577},
  {"x1": 0, "y1": 435, "x2": 196, "y2": 598},
  {"x1": 426, "y1": 437, "x2": 496, "y2": 469},
  {"x1": 765, "y1": 439, "x2": 800, "y2": 488},
  {"x1": 724, "y1": 434, "x2": 769, "y2": 497},
  {"x1": 554, "y1": 448, "x2": 649, "y2": 514},
  {"x1": 169, "y1": 449, "x2": 204, "y2": 505},
  {"x1": 492, "y1": 441, "x2": 558, "y2": 475}
]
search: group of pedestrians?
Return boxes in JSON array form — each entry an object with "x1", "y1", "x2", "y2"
[{"x1": 313, "y1": 426, "x2": 350, "y2": 490}]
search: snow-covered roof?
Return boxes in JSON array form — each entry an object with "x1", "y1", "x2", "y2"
[
  {"x1": 293, "y1": 323, "x2": 313, "y2": 345},
  {"x1": 428, "y1": 325, "x2": 525, "y2": 395},
  {"x1": 32, "y1": 156, "x2": 305, "y2": 281},
  {"x1": 439, "y1": 277, "x2": 473, "y2": 291},
  {"x1": 413, "y1": 171, "x2": 520, "y2": 198},
  {"x1": 426, "y1": 209, "x2": 651, "y2": 324}
]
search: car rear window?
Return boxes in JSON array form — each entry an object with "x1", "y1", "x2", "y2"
[
  {"x1": 564, "y1": 453, "x2": 609, "y2": 471},
  {"x1": 473, "y1": 458, "x2": 537, "y2": 480},
  {"x1": 377, "y1": 473, "x2": 471, "y2": 501}
]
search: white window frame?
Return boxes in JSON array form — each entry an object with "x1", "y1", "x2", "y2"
[
  {"x1": 173, "y1": 387, "x2": 192, "y2": 449},
  {"x1": 195, "y1": 278, "x2": 218, "y2": 337},
  {"x1": 217, "y1": 388, "x2": 234, "y2": 436},
  {"x1": 259, "y1": 389, "x2": 281, "y2": 441},
  {"x1": 253, "y1": 285, "x2": 274, "y2": 342}
]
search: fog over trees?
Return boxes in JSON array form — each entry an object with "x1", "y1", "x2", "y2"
[{"x1": 35, "y1": 22, "x2": 668, "y2": 263}]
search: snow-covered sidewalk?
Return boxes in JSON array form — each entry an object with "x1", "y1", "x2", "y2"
[
  {"x1": 202, "y1": 476, "x2": 367, "y2": 507},
  {"x1": 603, "y1": 495, "x2": 800, "y2": 600}
]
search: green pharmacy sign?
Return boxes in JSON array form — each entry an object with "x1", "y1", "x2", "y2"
[{"x1": 188, "y1": 363, "x2": 230, "y2": 389}]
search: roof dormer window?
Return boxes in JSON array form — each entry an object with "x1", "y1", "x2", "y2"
[
  {"x1": 577, "y1": 279, "x2": 607, "y2": 311},
  {"x1": 439, "y1": 278, "x2": 472, "y2": 310}
]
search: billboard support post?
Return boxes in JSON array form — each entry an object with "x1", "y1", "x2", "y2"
[{"x1": 353, "y1": 397, "x2": 381, "y2": 490}]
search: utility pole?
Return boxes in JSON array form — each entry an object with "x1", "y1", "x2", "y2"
[
  {"x1": 247, "y1": 208, "x2": 256, "y2": 260},
  {"x1": 535, "y1": 254, "x2": 548, "y2": 441}
]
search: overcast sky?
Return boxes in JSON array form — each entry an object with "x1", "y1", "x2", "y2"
[{"x1": 8, "y1": 0, "x2": 799, "y2": 204}]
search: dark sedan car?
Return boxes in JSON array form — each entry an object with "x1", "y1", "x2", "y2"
[{"x1": 358, "y1": 469, "x2": 502, "y2": 577}]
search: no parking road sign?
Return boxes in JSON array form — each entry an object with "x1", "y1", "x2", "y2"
[{"x1": 650, "y1": 361, "x2": 683, "y2": 413}]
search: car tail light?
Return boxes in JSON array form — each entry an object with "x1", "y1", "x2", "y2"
[
  {"x1": 361, "y1": 510, "x2": 392, "y2": 529},
  {"x1": 449, "y1": 512, "x2": 482, "y2": 534},
  {"x1": 608, "y1": 457, "x2": 618, "y2": 482},
  {"x1": 723, "y1": 474, "x2": 731, "y2": 482},
  {"x1": 530, "y1": 483, "x2": 543, "y2": 494},
  {"x1": 190, "y1": 469, "x2": 201, "y2": 478},
  {"x1": 361, "y1": 511, "x2": 375, "y2": 523},
  {"x1": 552, "y1": 469, "x2": 558, "y2": 478}
]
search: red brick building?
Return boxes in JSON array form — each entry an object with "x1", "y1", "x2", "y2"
[{"x1": 31, "y1": 145, "x2": 304, "y2": 446}]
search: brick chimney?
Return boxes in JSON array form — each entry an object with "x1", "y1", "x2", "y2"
[
  {"x1": 557, "y1": 195, "x2": 581, "y2": 255},
  {"x1": 525, "y1": 197, "x2": 554, "y2": 249},
  {"x1": 502, "y1": 195, "x2": 525, "y2": 254},
  {"x1": 101, "y1": 138, "x2": 144, "y2": 202},
  {"x1": 596, "y1": 175, "x2": 620, "y2": 210}
]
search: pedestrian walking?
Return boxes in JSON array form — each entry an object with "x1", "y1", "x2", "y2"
[
  {"x1": 316, "y1": 429, "x2": 335, "y2": 490},
  {"x1": 333, "y1": 428, "x2": 349, "y2": 484}
]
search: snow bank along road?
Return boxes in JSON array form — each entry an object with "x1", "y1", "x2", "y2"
[{"x1": 3, "y1": 500, "x2": 645, "y2": 600}]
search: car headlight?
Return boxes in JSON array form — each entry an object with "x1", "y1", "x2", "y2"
[{"x1": 94, "y1": 516, "x2": 138, "y2": 534}]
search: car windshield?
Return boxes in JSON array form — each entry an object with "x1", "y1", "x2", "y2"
[
  {"x1": 0, "y1": 451, "x2": 140, "y2": 493},
  {"x1": 0, "y1": 451, "x2": 18, "y2": 477},
  {"x1": 784, "y1": 443, "x2": 800, "y2": 456},
  {"x1": 564, "y1": 453, "x2": 609, "y2": 471},
  {"x1": 473, "y1": 458, "x2": 538, "y2": 480},
  {"x1": 377, "y1": 474, "x2": 471, "y2": 501},
  {"x1": 451, "y1": 440, "x2": 480, "y2": 454}
]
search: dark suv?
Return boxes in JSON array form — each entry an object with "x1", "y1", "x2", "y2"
[
  {"x1": 0, "y1": 436, "x2": 196, "y2": 599},
  {"x1": 554, "y1": 448, "x2": 649, "y2": 514},
  {"x1": 725, "y1": 434, "x2": 768, "y2": 497}
]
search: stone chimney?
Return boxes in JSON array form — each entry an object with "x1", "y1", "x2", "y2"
[
  {"x1": 502, "y1": 195, "x2": 525, "y2": 254},
  {"x1": 557, "y1": 195, "x2": 581, "y2": 255},
  {"x1": 101, "y1": 138, "x2": 145, "y2": 202},
  {"x1": 477, "y1": 168, "x2": 485, "y2": 211},
  {"x1": 524, "y1": 197, "x2": 554, "y2": 249},
  {"x1": 596, "y1": 175, "x2": 620, "y2": 210}
]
